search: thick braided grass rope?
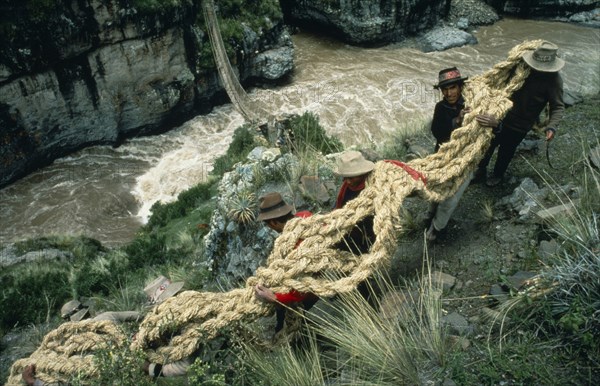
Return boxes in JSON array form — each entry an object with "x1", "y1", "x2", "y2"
[
  {"x1": 6, "y1": 321, "x2": 126, "y2": 385},
  {"x1": 7, "y1": 40, "x2": 544, "y2": 385}
]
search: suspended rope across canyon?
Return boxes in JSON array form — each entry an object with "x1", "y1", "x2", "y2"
[
  {"x1": 202, "y1": 0, "x2": 266, "y2": 124},
  {"x1": 6, "y1": 29, "x2": 544, "y2": 386}
]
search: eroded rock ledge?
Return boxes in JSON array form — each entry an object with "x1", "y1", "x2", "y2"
[{"x1": 0, "y1": 0, "x2": 293, "y2": 188}]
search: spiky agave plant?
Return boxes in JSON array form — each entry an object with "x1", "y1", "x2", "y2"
[{"x1": 228, "y1": 191, "x2": 258, "y2": 225}]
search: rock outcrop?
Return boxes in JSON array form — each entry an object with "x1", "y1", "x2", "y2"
[
  {"x1": 419, "y1": 26, "x2": 478, "y2": 52},
  {"x1": 484, "y1": 0, "x2": 599, "y2": 17},
  {"x1": 0, "y1": 0, "x2": 294, "y2": 188},
  {"x1": 280, "y1": 0, "x2": 449, "y2": 45}
]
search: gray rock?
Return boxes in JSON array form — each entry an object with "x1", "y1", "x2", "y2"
[
  {"x1": 431, "y1": 270, "x2": 457, "y2": 291},
  {"x1": 420, "y1": 27, "x2": 478, "y2": 52},
  {"x1": 247, "y1": 46, "x2": 294, "y2": 80},
  {"x1": 564, "y1": 89, "x2": 584, "y2": 106},
  {"x1": 538, "y1": 239, "x2": 559, "y2": 259},
  {"x1": 498, "y1": 0, "x2": 599, "y2": 18},
  {"x1": 496, "y1": 178, "x2": 549, "y2": 222},
  {"x1": 379, "y1": 289, "x2": 419, "y2": 322},
  {"x1": 442, "y1": 312, "x2": 474, "y2": 336},
  {"x1": 567, "y1": 8, "x2": 600, "y2": 27},
  {"x1": 589, "y1": 146, "x2": 600, "y2": 169},
  {"x1": 203, "y1": 148, "x2": 334, "y2": 283},
  {"x1": 443, "y1": 378, "x2": 458, "y2": 386},
  {"x1": 516, "y1": 138, "x2": 542, "y2": 153},
  {"x1": 449, "y1": 0, "x2": 500, "y2": 26},
  {"x1": 508, "y1": 271, "x2": 535, "y2": 289},
  {"x1": 0, "y1": 247, "x2": 73, "y2": 267},
  {"x1": 282, "y1": 0, "x2": 448, "y2": 45},
  {"x1": 489, "y1": 284, "x2": 509, "y2": 304},
  {"x1": 456, "y1": 18, "x2": 470, "y2": 30},
  {"x1": 247, "y1": 146, "x2": 281, "y2": 162}
]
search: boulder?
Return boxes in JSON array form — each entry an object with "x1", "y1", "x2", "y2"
[
  {"x1": 448, "y1": 0, "x2": 500, "y2": 26},
  {"x1": 281, "y1": 0, "x2": 448, "y2": 45},
  {"x1": 419, "y1": 27, "x2": 478, "y2": 52}
]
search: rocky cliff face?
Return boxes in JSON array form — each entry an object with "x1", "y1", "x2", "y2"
[
  {"x1": 0, "y1": 0, "x2": 293, "y2": 188},
  {"x1": 484, "y1": 0, "x2": 599, "y2": 16},
  {"x1": 280, "y1": 0, "x2": 450, "y2": 45}
]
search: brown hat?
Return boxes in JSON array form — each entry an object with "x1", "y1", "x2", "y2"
[
  {"x1": 144, "y1": 276, "x2": 185, "y2": 304},
  {"x1": 522, "y1": 41, "x2": 565, "y2": 72},
  {"x1": 257, "y1": 192, "x2": 293, "y2": 221},
  {"x1": 434, "y1": 67, "x2": 469, "y2": 89},
  {"x1": 334, "y1": 151, "x2": 375, "y2": 177}
]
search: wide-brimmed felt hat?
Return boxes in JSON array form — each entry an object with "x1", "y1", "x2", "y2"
[
  {"x1": 433, "y1": 67, "x2": 469, "y2": 89},
  {"x1": 60, "y1": 299, "x2": 90, "y2": 321},
  {"x1": 334, "y1": 151, "x2": 375, "y2": 177},
  {"x1": 522, "y1": 41, "x2": 565, "y2": 72},
  {"x1": 257, "y1": 192, "x2": 293, "y2": 221},
  {"x1": 144, "y1": 275, "x2": 185, "y2": 304}
]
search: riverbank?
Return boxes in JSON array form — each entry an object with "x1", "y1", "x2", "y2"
[{"x1": 2, "y1": 17, "x2": 598, "y2": 248}]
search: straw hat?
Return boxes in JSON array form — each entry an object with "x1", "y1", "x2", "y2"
[
  {"x1": 144, "y1": 276, "x2": 185, "y2": 304},
  {"x1": 257, "y1": 192, "x2": 293, "y2": 221},
  {"x1": 334, "y1": 151, "x2": 375, "y2": 177},
  {"x1": 433, "y1": 67, "x2": 469, "y2": 89},
  {"x1": 522, "y1": 41, "x2": 565, "y2": 72}
]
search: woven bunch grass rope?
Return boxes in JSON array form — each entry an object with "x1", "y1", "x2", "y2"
[{"x1": 6, "y1": 40, "x2": 544, "y2": 385}]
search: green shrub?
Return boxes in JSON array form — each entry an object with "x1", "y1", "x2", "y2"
[
  {"x1": 212, "y1": 125, "x2": 257, "y2": 176},
  {"x1": 132, "y1": 0, "x2": 192, "y2": 13},
  {"x1": 70, "y1": 250, "x2": 132, "y2": 298},
  {"x1": 123, "y1": 231, "x2": 179, "y2": 268},
  {"x1": 146, "y1": 179, "x2": 216, "y2": 229},
  {"x1": 0, "y1": 262, "x2": 71, "y2": 333},
  {"x1": 286, "y1": 112, "x2": 343, "y2": 155},
  {"x1": 86, "y1": 342, "x2": 153, "y2": 386}
]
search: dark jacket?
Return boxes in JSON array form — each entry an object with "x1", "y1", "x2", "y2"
[
  {"x1": 503, "y1": 71, "x2": 564, "y2": 133},
  {"x1": 431, "y1": 96, "x2": 464, "y2": 152}
]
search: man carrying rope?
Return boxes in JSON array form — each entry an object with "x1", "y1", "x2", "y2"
[
  {"x1": 254, "y1": 192, "x2": 319, "y2": 333},
  {"x1": 426, "y1": 67, "x2": 472, "y2": 241},
  {"x1": 333, "y1": 151, "x2": 377, "y2": 254},
  {"x1": 475, "y1": 41, "x2": 565, "y2": 187}
]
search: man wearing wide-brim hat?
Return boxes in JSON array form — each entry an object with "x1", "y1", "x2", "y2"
[
  {"x1": 475, "y1": 41, "x2": 565, "y2": 187},
  {"x1": 332, "y1": 150, "x2": 376, "y2": 254},
  {"x1": 254, "y1": 192, "x2": 318, "y2": 333}
]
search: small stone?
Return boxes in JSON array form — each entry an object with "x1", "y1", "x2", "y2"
[
  {"x1": 378, "y1": 290, "x2": 418, "y2": 321},
  {"x1": 506, "y1": 271, "x2": 536, "y2": 291},
  {"x1": 299, "y1": 175, "x2": 330, "y2": 203},
  {"x1": 538, "y1": 239, "x2": 559, "y2": 259},
  {"x1": 535, "y1": 201, "x2": 580, "y2": 222},
  {"x1": 489, "y1": 284, "x2": 508, "y2": 304},
  {"x1": 431, "y1": 271, "x2": 456, "y2": 291},
  {"x1": 442, "y1": 312, "x2": 473, "y2": 336},
  {"x1": 456, "y1": 17, "x2": 469, "y2": 30}
]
